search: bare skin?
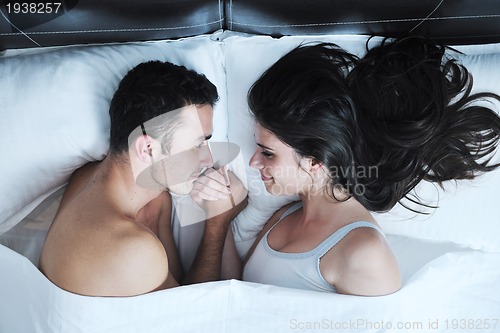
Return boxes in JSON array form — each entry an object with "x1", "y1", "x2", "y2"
[
  {"x1": 39, "y1": 161, "x2": 178, "y2": 296},
  {"x1": 38, "y1": 105, "x2": 248, "y2": 296},
  {"x1": 243, "y1": 123, "x2": 400, "y2": 296}
]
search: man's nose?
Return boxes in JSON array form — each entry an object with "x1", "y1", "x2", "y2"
[{"x1": 199, "y1": 144, "x2": 213, "y2": 168}]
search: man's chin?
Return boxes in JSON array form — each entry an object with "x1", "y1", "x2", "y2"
[{"x1": 168, "y1": 181, "x2": 194, "y2": 196}]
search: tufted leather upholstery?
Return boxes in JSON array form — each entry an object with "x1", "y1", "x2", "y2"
[
  {"x1": 0, "y1": 0, "x2": 225, "y2": 50},
  {"x1": 226, "y1": 0, "x2": 500, "y2": 45},
  {"x1": 0, "y1": 0, "x2": 499, "y2": 50}
]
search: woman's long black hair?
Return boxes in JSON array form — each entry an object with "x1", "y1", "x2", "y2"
[
  {"x1": 248, "y1": 36, "x2": 500, "y2": 213},
  {"x1": 349, "y1": 36, "x2": 500, "y2": 212}
]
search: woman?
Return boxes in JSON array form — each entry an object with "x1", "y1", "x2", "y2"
[{"x1": 242, "y1": 36, "x2": 500, "y2": 296}]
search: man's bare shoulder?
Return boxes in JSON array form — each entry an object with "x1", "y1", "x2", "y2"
[
  {"x1": 95, "y1": 222, "x2": 170, "y2": 296},
  {"x1": 40, "y1": 161, "x2": 174, "y2": 296},
  {"x1": 42, "y1": 216, "x2": 170, "y2": 297}
]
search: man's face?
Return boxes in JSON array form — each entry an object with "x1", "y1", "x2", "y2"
[{"x1": 155, "y1": 104, "x2": 214, "y2": 195}]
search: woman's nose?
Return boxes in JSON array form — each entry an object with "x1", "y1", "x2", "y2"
[{"x1": 249, "y1": 151, "x2": 263, "y2": 169}]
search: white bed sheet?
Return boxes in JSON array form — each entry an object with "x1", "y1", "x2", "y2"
[
  {"x1": 2, "y1": 185, "x2": 498, "y2": 332},
  {"x1": 1, "y1": 240, "x2": 499, "y2": 333}
]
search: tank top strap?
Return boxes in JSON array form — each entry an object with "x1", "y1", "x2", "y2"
[
  {"x1": 278, "y1": 201, "x2": 303, "y2": 222},
  {"x1": 315, "y1": 221, "x2": 385, "y2": 257}
]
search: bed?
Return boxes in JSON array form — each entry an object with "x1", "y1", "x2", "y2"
[{"x1": 1, "y1": 1, "x2": 499, "y2": 332}]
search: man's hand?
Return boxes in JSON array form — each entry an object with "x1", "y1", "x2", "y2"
[
  {"x1": 190, "y1": 168, "x2": 248, "y2": 222},
  {"x1": 182, "y1": 168, "x2": 248, "y2": 285}
]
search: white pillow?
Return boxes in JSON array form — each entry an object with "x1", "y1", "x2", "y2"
[
  {"x1": 0, "y1": 35, "x2": 228, "y2": 234},
  {"x1": 224, "y1": 34, "x2": 500, "y2": 255}
]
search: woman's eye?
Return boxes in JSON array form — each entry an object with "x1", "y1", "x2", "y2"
[{"x1": 261, "y1": 151, "x2": 273, "y2": 158}]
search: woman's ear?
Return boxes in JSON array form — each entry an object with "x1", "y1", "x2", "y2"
[
  {"x1": 311, "y1": 158, "x2": 322, "y2": 169},
  {"x1": 310, "y1": 158, "x2": 326, "y2": 176},
  {"x1": 300, "y1": 157, "x2": 323, "y2": 173}
]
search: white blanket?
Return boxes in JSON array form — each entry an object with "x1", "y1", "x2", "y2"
[{"x1": 1, "y1": 240, "x2": 499, "y2": 333}]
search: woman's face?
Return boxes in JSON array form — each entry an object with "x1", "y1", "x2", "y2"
[{"x1": 249, "y1": 122, "x2": 312, "y2": 196}]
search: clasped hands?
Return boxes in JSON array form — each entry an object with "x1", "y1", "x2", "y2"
[{"x1": 190, "y1": 167, "x2": 248, "y2": 224}]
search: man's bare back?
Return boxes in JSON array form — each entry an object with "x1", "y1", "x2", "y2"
[{"x1": 39, "y1": 162, "x2": 181, "y2": 296}]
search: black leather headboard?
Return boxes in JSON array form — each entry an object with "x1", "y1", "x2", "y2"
[
  {"x1": 227, "y1": 0, "x2": 500, "y2": 45},
  {"x1": 1, "y1": 0, "x2": 499, "y2": 50},
  {"x1": 0, "y1": 0, "x2": 224, "y2": 50}
]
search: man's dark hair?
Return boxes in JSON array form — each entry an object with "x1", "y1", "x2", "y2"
[{"x1": 108, "y1": 61, "x2": 219, "y2": 154}]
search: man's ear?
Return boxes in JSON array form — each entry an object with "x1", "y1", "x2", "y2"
[{"x1": 135, "y1": 135, "x2": 154, "y2": 162}]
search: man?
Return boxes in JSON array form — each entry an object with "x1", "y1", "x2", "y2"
[{"x1": 38, "y1": 61, "x2": 247, "y2": 296}]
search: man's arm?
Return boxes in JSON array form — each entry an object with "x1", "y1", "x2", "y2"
[
  {"x1": 221, "y1": 226, "x2": 242, "y2": 280},
  {"x1": 181, "y1": 213, "x2": 234, "y2": 284},
  {"x1": 182, "y1": 169, "x2": 247, "y2": 284}
]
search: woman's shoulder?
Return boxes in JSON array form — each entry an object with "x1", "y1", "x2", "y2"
[{"x1": 322, "y1": 223, "x2": 401, "y2": 296}]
